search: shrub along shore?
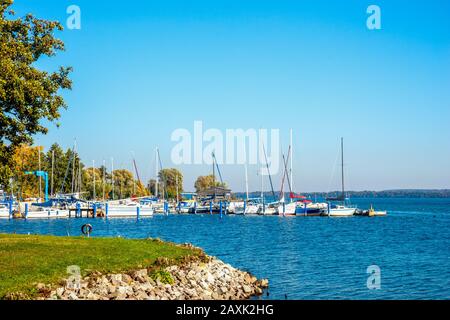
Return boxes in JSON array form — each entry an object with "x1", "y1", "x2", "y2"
[{"x1": 0, "y1": 234, "x2": 268, "y2": 300}]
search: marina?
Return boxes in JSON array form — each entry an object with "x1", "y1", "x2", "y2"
[
  {"x1": 1, "y1": 197, "x2": 448, "y2": 300},
  {"x1": 0, "y1": 135, "x2": 389, "y2": 221}
]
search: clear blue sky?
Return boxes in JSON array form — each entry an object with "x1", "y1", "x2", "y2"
[{"x1": 11, "y1": 0, "x2": 450, "y2": 192}]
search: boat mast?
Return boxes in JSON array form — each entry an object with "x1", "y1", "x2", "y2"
[
  {"x1": 176, "y1": 174, "x2": 179, "y2": 202},
  {"x1": 261, "y1": 167, "x2": 264, "y2": 202},
  {"x1": 245, "y1": 164, "x2": 249, "y2": 202},
  {"x1": 132, "y1": 159, "x2": 136, "y2": 196},
  {"x1": 212, "y1": 152, "x2": 216, "y2": 200},
  {"x1": 262, "y1": 143, "x2": 276, "y2": 200},
  {"x1": 92, "y1": 160, "x2": 96, "y2": 200},
  {"x1": 102, "y1": 159, "x2": 106, "y2": 201},
  {"x1": 290, "y1": 129, "x2": 293, "y2": 202},
  {"x1": 71, "y1": 141, "x2": 76, "y2": 194},
  {"x1": 38, "y1": 146, "x2": 42, "y2": 201},
  {"x1": 111, "y1": 157, "x2": 115, "y2": 200},
  {"x1": 51, "y1": 149, "x2": 54, "y2": 197},
  {"x1": 341, "y1": 137, "x2": 345, "y2": 199},
  {"x1": 155, "y1": 148, "x2": 159, "y2": 199}
]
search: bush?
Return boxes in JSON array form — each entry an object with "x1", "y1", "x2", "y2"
[{"x1": 150, "y1": 269, "x2": 174, "y2": 285}]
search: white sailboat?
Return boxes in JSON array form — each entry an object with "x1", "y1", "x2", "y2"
[{"x1": 327, "y1": 138, "x2": 357, "y2": 217}]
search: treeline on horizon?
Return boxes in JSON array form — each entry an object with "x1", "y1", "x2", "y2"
[{"x1": 240, "y1": 190, "x2": 450, "y2": 199}]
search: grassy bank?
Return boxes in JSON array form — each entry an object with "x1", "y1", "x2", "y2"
[{"x1": 0, "y1": 234, "x2": 201, "y2": 299}]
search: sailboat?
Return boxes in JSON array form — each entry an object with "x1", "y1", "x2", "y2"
[{"x1": 326, "y1": 138, "x2": 357, "y2": 217}]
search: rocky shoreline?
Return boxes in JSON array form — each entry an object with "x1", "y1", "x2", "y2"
[{"x1": 39, "y1": 255, "x2": 268, "y2": 300}]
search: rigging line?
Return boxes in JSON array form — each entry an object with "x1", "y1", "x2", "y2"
[
  {"x1": 131, "y1": 153, "x2": 142, "y2": 185},
  {"x1": 262, "y1": 142, "x2": 276, "y2": 199},
  {"x1": 279, "y1": 146, "x2": 292, "y2": 200},
  {"x1": 282, "y1": 146, "x2": 293, "y2": 195},
  {"x1": 59, "y1": 142, "x2": 76, "y2": 195},
  {"x1": 157, "y1": 150, "x2": 169, "y2": 199},
  {"x1": 326, "y1": 142, "x2": 341, "y2": 197},
  {"x1": 212, "y1": 152, "x2": 224, "y2": 184}
]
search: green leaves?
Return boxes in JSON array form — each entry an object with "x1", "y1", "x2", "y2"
[{"x1": 0, "y1": 1, "x2": 72, "y2": 186}]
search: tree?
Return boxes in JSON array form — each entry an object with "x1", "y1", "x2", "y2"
[
  {"x1": 0, "y1": 1, "x2": 72, "y2": 187},
  {"x1": 147, "y1": 179, "x2": 163, "y2": 197},
  {"x1": 194, "y1": 174, "x2": 227, "y2": 192},
  {"x1": 46, "y1": 143, "x2": 66, "y2": 195},
  {"x1": 158, "y1": 168, "x2": 183, "y2": 199},
  {"x1": 83, "y1": 167, "x2": 103, "y2": 200},
  {"x1": 10, "y1": 144, "x2": 43, "y2": 199}
]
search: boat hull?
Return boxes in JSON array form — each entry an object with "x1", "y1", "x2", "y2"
[
  {"x1": 106, "y1": 205, "x2": 154, "y2": 217},
  {"x1": 25, "y1": 209, "x2": 69, "y2": 219},
  {"x1": 327, "y1": 208, "x2": 356, "y2": 217}
]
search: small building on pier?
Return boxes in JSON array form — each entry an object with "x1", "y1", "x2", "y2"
[{"x1": 197, "y1": 186, "x2": 231, "y2": 201}]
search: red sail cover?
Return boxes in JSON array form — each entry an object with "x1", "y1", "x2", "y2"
[{"x1": 290, "y1": 193, "x2": 306, "y2": 199}]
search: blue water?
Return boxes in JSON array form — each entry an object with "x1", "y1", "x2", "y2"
[{"x1": 1, "y1": 198, "x2": 449, "y2": 300}]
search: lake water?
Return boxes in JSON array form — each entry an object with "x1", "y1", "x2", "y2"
[{"x1": 1, "y1": 198, "x2": 449, "y2": 300}]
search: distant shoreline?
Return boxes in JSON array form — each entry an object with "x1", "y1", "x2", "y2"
[{"x1": 234, "y1": 190, "x2": 450, "y2": 199}]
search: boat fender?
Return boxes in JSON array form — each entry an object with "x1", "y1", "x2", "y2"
[{"x1": 81, "y1": 224, "x2": 93, "y2": 236}]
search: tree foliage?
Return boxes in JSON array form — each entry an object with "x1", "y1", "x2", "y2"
[
  {"x1": 0, "y1": 0, "x2": 72, "y2": 186},
  {"x1": 158, "y1": 168, "x2": 183, "y2": 199},
  {"x1": 3, "y1": 142, "x2": 148, "y2": 201},
  {"x1": 194, "y1": 174, "x2": 227, "y2": 192}
]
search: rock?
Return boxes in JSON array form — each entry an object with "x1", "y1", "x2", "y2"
[
  {"x1": 205, "y1": 272, "x2": 215, "y2": 284},
  {"x1": 56, "y1": 287, "x2": 65, "y2": 298},
  {"x1": 219, "y1": 286, "x2": 228, "y2": 294},
  {"x1": 38, "y1": 256, "x2": 267, "y2": 301},
  {"x1": 122, "y1": 274, "x2": 133, "y2": 284},
  {"x1": 109, "y1": 274, "x2": 122, "y2": 286},
  {"x1": 243, "y1": 285, "x2": 252, "y2": 294},
  {"x1": 36, "y1": 283, "x2": 46, "y2": 290},
  {"x1": 260, "y1": 279, "x2": 269, "y2": 288},
  {"x1": 68, "y1": 292, "x2": 79, "y2": 300},
  {"x1": 135, "y1": 291, "x2": 149, "y2": 300}
]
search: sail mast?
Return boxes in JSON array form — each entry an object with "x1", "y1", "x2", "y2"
[
  {"x1": 38, "y1": 146, "x2": 42, "y2": 200},
  {"x1": 155, "y1": 148, "x2": 159, "y2": 198},
  {"x1": 245, "y1": 164, "x2": 249, "y2": 202},
  {"x1": 51, "y1": 149, "x2": 54, "y2": 197},
  {"x1": 102, "y1": 159, "x2": 106, "y2": 201},
  {"x1": 92, "y1": 160, "x2": 96, "y2": 200},
  {"x1": 290, "y1": 129, "x2": 293, "y2": 196},
  {"x1": 111, "y1": 157, "x2": 115, "y2": 200},
  {"x1": 341, "y1": 137, "x2": 345, "y2": 198},
  {"x1": 262, "y1": 143, "x2": 276, "y2": 199}
]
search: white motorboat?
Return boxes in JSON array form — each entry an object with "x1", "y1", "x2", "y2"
[
  {"x1": 327, "y1": 205, "x2": 357, "y2": 217},
  {"x1": 24, "y1": 206, "x2": 69, "y2": 219},
  {"x1": 176, "y1": 200, "x2": 196, "y2": 214},
  {"x1": 105, "y1": 201, "x2": 154, "y2": 218}
]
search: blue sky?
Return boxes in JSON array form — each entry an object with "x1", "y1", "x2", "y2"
[{"x1": 10, "y1": 0, "x2": 450, "y2": 192}]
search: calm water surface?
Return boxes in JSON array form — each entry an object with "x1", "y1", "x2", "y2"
[{"x1": 1, "y1": 198, "x2": 449, "y2": 300}]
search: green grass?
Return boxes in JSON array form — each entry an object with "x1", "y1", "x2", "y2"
[{"x1": 0, "y1": 234, "x2": 201, "y2": 299}]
